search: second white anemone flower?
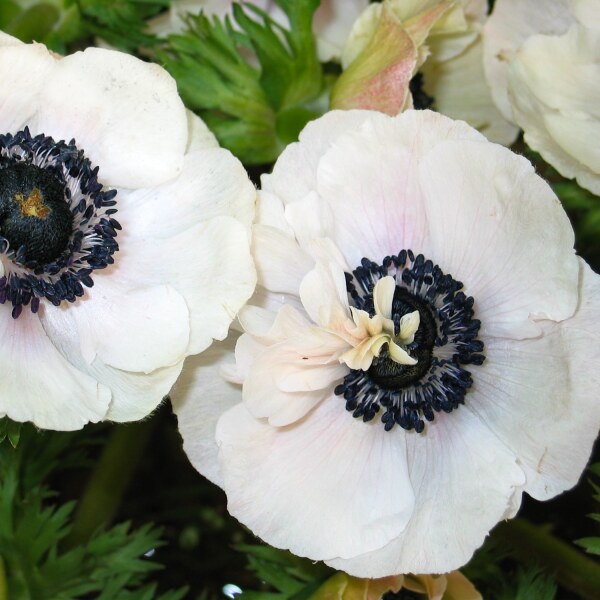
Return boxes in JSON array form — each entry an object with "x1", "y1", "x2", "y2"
[
  {"x1": 483, "y1": 0, "x2": 600, "y2": 194},
  {"x1": 172, "y1": 109, "x2": 600, "y2": 576},
  {"x1": 0, "y1": 32, "x2": 256, "y2": 430}
]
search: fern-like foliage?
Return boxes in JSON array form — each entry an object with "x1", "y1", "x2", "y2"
[{"x1": 0, "y1": 425, "x2": 186, "y2": 599}]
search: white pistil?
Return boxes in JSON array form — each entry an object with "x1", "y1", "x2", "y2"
[{"x1": 340, "y1": 276, "x2": 420, "y2": 371}]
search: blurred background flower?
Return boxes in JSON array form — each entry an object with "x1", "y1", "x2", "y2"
[{"x1": 484, "y1": 0, "x2": 600, "y2": 193}]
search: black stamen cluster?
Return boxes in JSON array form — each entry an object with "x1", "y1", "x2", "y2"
[
  {"x1": 0, "y1": 129, "x2": 120, "y2": 318},
  {"x1": 335, "y1": 250, "x2": 485, "y2": 433}
]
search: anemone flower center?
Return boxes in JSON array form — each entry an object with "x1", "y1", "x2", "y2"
[
  {"x1": 367, "y1": 286, "x2": 437, "y2": 389},
  {"x1": 0, "y1": 163, "x2": 73, "y2": 264},
  {"x1": 0, "y1": 129, "x2": 119, "y2": 319},
  {"x1": 335, "y1": 250, "x2": 484, "y2": 433}
]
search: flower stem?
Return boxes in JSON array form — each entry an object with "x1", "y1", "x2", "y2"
[
  {"x1": 0, "y1": 557, "x2": 7, "y2": 600},
  {"x1": 64, "y1": 417, "x2": 157, "y2": 548},
  {"x1": 494, "y1": 518, "x2": 600, "y2": 600}
]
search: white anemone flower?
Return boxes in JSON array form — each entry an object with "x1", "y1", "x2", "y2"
[
  {"x1": 0, "y1": 32, "x2": 256, "y2": 431},
  {"x1": 483, "y1": 0, "x2": 600, "y2": 194},
  {"x1": 150, "y1": 0, "x2": 369, "y2": 63},
  {"x1": 172, "y1": 109, "x2": 600, "y2": 576}
]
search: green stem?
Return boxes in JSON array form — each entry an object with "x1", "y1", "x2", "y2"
[
  {"x1": 64, "y1": 417, "x2": 157, "y2": 548},
  {"x1": 0, "y1": 557, "x2": 7, "y2": 600},
  {"x1": 494, "y1": 519, "x2": 600, "y2": 600}
]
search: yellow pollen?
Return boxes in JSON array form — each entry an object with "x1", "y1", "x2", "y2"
[{"x1": 14, "y1": 188, "x2": 51, "y2": 219}]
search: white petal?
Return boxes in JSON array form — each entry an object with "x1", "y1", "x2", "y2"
[
  {"x1": 507, "y1": 24, "x2": 600, "y2": 194},
  {"x1": 483, "y1": 0, "x2": 574, "y2": 120},
  {"x1": 253, "y1": 224, "x2": 313, "y2": 296},
  {"x1": 0, "y1": 42, "x2": 56, "y2": 132},
  {"x1": 256, "y1": 190, "x2": 294, "y2": 234},
  {"x1": 0, "y1": 309, "x2": 111, "y2": 430},
  {"x1": 31, "y1": 47, "x2": 188, "y2": 189},
  {"x1": 0, "y1": 32, "x2": 21, "y2": 46},
  {"x1": 171, "y1": 334, "x2": 240, "y2": 487},
  {"x1": 421, "y1": 39, "x2": 519, "y2": 145},
  {"x1": 470, "y1": 259, "x2": 600, "y2": 500},
  {"x1": 326, "y1": 406, "x2": 525, "y2": 576},
  {"x1": 41, "y1": 277, "x2": 191, "y2": 372},
  {"x1": 419, "y1": 139, "x2": 578, "y2": 339},
  {"x1": 40, "y1": 299, "x2": 185, "y2": 424},
  {"x1": 299, "y1": 260, "x2": 350, "y2": 327},
  {"x1": 186, "y1": 110, "x2": 219, "y2": 153},
  {"x1": 261, "y1": 110, "x2": 377, "y2": 204},
  {"x1": 373, "y1": 276, "x2": 395, "y2": 320},
  {"x1": 122, "y1": 217, "x2": 256, "y2": 355},
  {"x1": 118, "y1": 146, "x2": 256, "y2": 239},
  {"x1": 216, "y1": 398, "x2": 415, "y2": 560},
  {"x1": 314, "y1": 0, "x2": 370, "y2": 62},
  {"x1": 102, "y1": 359, "x2": 184, "y2": 422},
  {"x1": 398, "y1": 310, "x2": 420, "y2": 344}
]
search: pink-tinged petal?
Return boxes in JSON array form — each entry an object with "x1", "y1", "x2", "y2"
[
  {"x1": 472, "y1": 259, "x2": 600, "y2": 500},
  {"x1": 313, "y1": 111, "x2": 485, "y2": 267},
  {"x1": 0, "y1": 42, "x2": 56, "y2": 132},
  {"x1": 419, "y1": 139, "x2": 578, "y2": 339},
  {"x1": 31, "y1": 47, "x2": 188, "y2": 189},
  {"x1": 326, "y1": 406, "x2": 525, "y2": 576},
  {"x1": 171, "y1": 335, "x2": 240, "y2": 487},
  {"x1": 242, "y1": 329, "x2": 349, "y2": 426},
  {"x1": 483, "y1": 0, "x2": 574, "y2": 120},
  {"x1": 216, "y1": 399, "x2": 415, "y2": 560},
  {"x1": 331, "y1": 5, "x2": 417, "y2": 115},
  {"x1": 0, "y1": 310, "x2": 111, "y2": 430}
]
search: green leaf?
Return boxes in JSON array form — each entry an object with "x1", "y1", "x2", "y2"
[
  {"x1": 235, "y1": 544, "x2": 332, "y2": 600},
  {"x1": 0, "y1": 424, "x2": 187, "y2": 599},
  {"x1": 78, "y1": 0, "x2": 168, "y2": 52},
  {"x1": 160, "y1": 1, "x2": 324, "y2": 164},
  {"x1": 496, "y1": 567, "x2": 557, "y2": 600},
  {"x1": 232, "y1": 0, "x2": 322, "y2": 111},
  {"x1": 575, "y1": 537, "x2": 600, "y2": 555}
]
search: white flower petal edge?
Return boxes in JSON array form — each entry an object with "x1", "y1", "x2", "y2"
[
  {"x1": 483, "y1": 0, "x2": 600, "y2": 193},
  {"x1": 482, "y1": 0, "x2": 574, "y2": 122},
  {"x1": 172, "y1": 109, "x2": 598, "y2": 576},
  {"x1": 0, "y1": 41, "x2": 189, "y2": 189},
  {"x1": 0, "y1": 36, "x2": 256, "y2": 429}
]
